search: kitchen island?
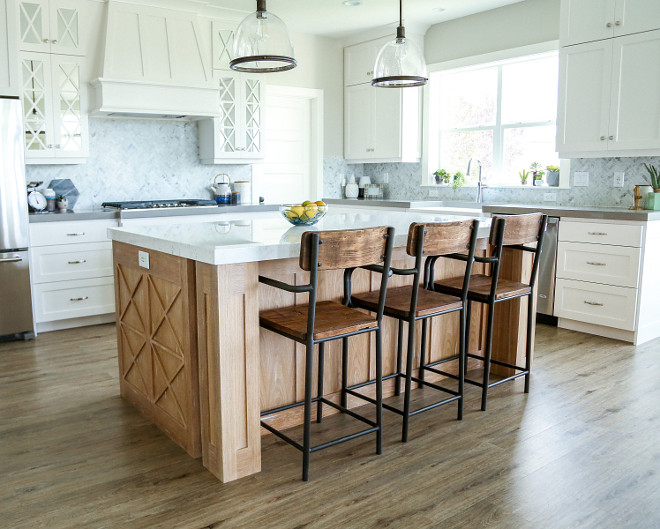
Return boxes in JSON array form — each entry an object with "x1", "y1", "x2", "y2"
[{"x1": 108, "y1": 210, "x2": 537, "y2": 482}]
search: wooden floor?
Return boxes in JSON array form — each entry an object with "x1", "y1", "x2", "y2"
[{"x1": 1, "y1": 323, "x2": 658, "y2": 529}]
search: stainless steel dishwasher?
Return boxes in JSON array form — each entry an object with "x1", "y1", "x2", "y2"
[{"x1": 536, "y1": 217, "x2": 559, "y2": 324}]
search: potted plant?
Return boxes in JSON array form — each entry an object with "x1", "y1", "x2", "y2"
[
  {"x1": 530, "y1": 162, "x2": 545, "y2": 186},
  {"x1": 545, "y1": 165, "x2": 560, "y2": 187},
  {"x1": 644, "y1": 163, "x2": 660, "y2": 210},
  {"x1": 433, "y1": 169, "x2": 452, "y2": 186},
  {"x1": 56, "y1": 194, "x2": 68, "y2": 212},
  {"x1": 519, "y1": 169, "x2": 530, "y2": 185},
  {"x1": 452, "y1": 171, "x2": 465, "y2": 191}
]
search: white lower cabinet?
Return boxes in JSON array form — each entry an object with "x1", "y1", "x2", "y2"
[
  {"x1": 554, "y1": 218, "x2": 660, "y2": 344},
  {"x1": 555, "y1": 278, "x2": 637, "y2": 331},
  {"x1": 29, "y1": 219, "x2": 117, "y2": 331}
]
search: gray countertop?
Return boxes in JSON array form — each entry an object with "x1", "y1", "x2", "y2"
[
  {"x1": 481, "y1": 204, "x2": 660, "y2": 221},
  {"x1": 29, "y1": 204, "x2": 280, "y2": 223},
  {"x1": 324, "y1": 198, "x2": 481, "y2": 208}
]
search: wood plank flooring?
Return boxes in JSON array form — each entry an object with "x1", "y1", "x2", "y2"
[{"x1": 0, "y1": 323, "x2": 658, "y2": 529}]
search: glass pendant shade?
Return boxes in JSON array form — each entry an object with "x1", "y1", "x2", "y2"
[
  {"x1": 372, "y1": 0, "x2": 428, "y2": 88},
  {"x1": 230, "y1": 0, "x2": 296, "y2": 73}
]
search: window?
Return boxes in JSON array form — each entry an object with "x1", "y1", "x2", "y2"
[{"x1": 426, "y1": 51, "x2": 560, "y2": 186}]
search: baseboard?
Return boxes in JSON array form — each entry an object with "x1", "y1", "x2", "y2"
[
  {"x1": 557, "y1": 318, "x2": 635, "y2": 344},
  {"x1": 36, "y1": 313, "x2": 115, "y2": 333}
]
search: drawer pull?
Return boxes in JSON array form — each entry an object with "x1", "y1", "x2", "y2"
[
  {"x1": 68, "y1": 259, "x2": 87, "y2": 264},
  {"x1": 584, "y1": 301, "x2": 604, "y2": 307},
  {"x1": 0, "y1": 256, "x2": 22, "y2": 263},
  {"x1": 67, "y1": 232, "x2": 85, "y2": 237},
  {"x1": 70, "y1": 296, "x2": 89, "y2": 301},
  {"x1": 586, "y1": 261, "x2": 606, "y2": 266},
  {"x1": 587, "y1": 232, "x2": 607, "y2": 236}
]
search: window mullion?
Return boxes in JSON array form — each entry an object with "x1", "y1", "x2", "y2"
[{"x1": 492, "y1": 65, "x2": 504, "y2": 180}]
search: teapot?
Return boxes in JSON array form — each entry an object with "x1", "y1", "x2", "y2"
[{"x1": 211, "y1": 173, "x2": 232, "y2": 205}]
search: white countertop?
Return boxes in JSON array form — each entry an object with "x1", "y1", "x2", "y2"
[{"x1": 108, "y1": 210, "x2": 491, "y2": 265}]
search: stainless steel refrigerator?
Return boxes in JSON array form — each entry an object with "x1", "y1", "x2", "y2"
[{"x1": 0, "y1": 96, "x2": 34, "y2": 339}]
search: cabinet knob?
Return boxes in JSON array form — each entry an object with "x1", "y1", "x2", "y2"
[
  {"x1": 47, "y1": 144, "x2": 54, "y2": 148},
  {"x1": 367, "y1": 71, "x2": 373, "y2": 76},
  {"x1": 615, "y1": 21, "x2": 621, "y2": 26},
  {"x1": 600, "y1": 136, "x2": 606, "y2": 140},
  {"x1": 609, "y1": 135, "x2": 614, "y2": 140},
  {"x1": 51, "y1": 39, "x2": 58, "y2": 44},
  {"x1": 606, "y1": 22, "x2": 612, "y2": 28},
  {"x1": 55, "y1": 144, "x2": 61, "y2": 149},
  {"x1": 42, "y1": 38, "x2": 49, "y2": 43}
]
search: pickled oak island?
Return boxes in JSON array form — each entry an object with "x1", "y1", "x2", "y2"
[{"x1": 107, "y1": 209, "x2": 537, "y2": 483}]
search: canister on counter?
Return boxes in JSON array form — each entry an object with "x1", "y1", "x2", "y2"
[{"x1": 231, "y1": 192, "x2": 241, "y2": 205}]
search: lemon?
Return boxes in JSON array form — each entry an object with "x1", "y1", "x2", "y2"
[
  {"x1": 285, "y1": 210, "x2": 298, "y2": 219},
  {"x1": 301, "y1": 200, "x2": 313, "y2": 206},
  {"x1": 305, "y1": 204, "x2": 318, "y2": 215},
  {"x1": 300, "y1": 213, "x2": 309, "y2": 221},
  {"x1": 315, "y1": 200, "x2": 326, "y2": 207},
  {"x1": 290, "y1": 205, "x2": 305, "y2": 217}
]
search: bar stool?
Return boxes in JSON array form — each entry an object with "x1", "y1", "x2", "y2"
[
  {"x1": 349, "y1": 219, "x2": 480, "y2": 442},
  {"x1": 258, "y1": 226, "x2": 395, "y2": 481},
  {"x1": 433, "y1": 213, "x2": 548, "y2": 411}
]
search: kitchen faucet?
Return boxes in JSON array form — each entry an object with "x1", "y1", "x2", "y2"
[{"x1": 467, "y1": 158, "x2": 485, "y2": 203}]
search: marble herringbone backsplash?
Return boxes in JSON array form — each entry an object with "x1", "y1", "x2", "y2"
[
  {"x1": 323, "y1": 156, "x2": 660, "y2": 208},
  {"x1": 26, "y1": 118, "x2": 251, "y2": 210}
]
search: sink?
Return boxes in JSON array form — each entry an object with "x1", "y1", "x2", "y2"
[{"x1": 410, "y1": 201, "x2": 483, "y2": 216}]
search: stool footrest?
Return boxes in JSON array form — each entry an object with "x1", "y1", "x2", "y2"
[
  {"x1": 311, "y1": 427, "x2": 379, "y2": 452},
  {"x1": 319, "y1": 397, "x2": 378, "y2": 428},
  {"x1": 410, "y1": 395, "x2": 461, "y2": 416},
  {"x1": 463, "y1": 370, "x2": 529, "y2": 389},
  {"x1": 422, "y1": 365, "x2": 459, "y2": 380},
  {"x1": 261, "y1": 397, "x2": 321, "y2": 417},
  {"x1": 261, "y1": 420, "x2": 304, "y2": 451},
  {"x1": 425, "y1": 355, "x2": 460, "y2": 368},
  {"x1": 346, "y1": 372, "x2": 399, "y2": 392},
  {"x1": 409, "y1": 375, "x2": 459, "y2": 396}
]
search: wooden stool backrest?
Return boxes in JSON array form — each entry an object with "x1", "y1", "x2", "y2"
[
  {"x1": 489, "y1": 213, "x2": 544, "y2": 247},
  {"x1": 407, "y1": 220, "x2": 476, "y2": 257},
  {"x1": 299, "y1": 226, "x2": 391, "y2": 271}
]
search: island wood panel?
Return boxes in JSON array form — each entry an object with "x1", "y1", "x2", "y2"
[
  {"x1": 113, "y1": 242, "x2": 201, "y2": 458},
  {"x1": 196, "y1": 262, "x2": 261, "y2": 483},
  {"x1": 258, "y1": 247, "x2": 491, "y2": 433}
]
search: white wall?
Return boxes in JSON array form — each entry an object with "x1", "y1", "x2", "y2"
[{"x1": 424, "y1": 0, "x2": 560, "y2": 64}]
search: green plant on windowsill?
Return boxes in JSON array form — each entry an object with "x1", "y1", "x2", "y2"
[
  {"x1": 545, "y1": 165, "x2": 560, "y2": 187},
  {"x1": 433, "y1": 168, "x2": 452, "y2": 185},
  {"x1": 452, "y1": 171, "x2": 465, "y2": 191},
  {"x1": 530, "y1": 162, "x2": 545, "y2": 186},
  {"x1": 519, "y1": 169, "x2": 530, "y2": 185}
]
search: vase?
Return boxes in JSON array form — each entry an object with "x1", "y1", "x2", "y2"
[
  {"x1": 646, "y1": 191, "x2": 660, "y2": 211},
  {"x1": 56, "y1": 198, "x2": 68, "y2": 212},
  {"x1": 546, "y1": 171, "x2": 559, "y2": 187}
]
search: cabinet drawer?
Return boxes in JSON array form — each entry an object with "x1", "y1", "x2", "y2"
[
  {"x1": 556, "y1": 241, "x2": 641, "y2": 287},
  {"x1": 30, "y1": 242, "x2": 113, "y2": 284},
  {"x1": 33, "y1": 277, "x2": 116, "y2": 323},
  {"x1": 555, "y1": 278, "x2": 637, "y2": 331},
  {"x1": 29, "y1": 220, "x2": 117, "y2": 246},
  {"x1": 558, "y1": 220, "x2": 643, "y2": 246}
]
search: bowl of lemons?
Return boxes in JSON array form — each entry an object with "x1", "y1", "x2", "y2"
[{"x1": 280, "y1": 200, "x2": 328, "y2": 226}]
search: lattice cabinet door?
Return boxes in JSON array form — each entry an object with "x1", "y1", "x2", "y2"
[
  {"x1": 212, "y1": 22, "x2": 234, "y2": 71},
  {"x1": 217, "y1": 75, "x2": 239, "y2": 154},
  {"x1": 20, "y1": 52, "x2": 55, "y2": 158},
  {"x1": 51, "y1": 55, "x2": 88, "y2": 158},
  {"x1": 19, "y1": 0, "x2": 50, "y2": 53},
  {"x1": 241, "y1": 75, "x2": 262, "y2": 156},
  {"x1": 49, "y1": 0, "x2": 83, "y2": 56}
]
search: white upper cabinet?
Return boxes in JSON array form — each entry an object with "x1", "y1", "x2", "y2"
[
  {"x1": 198, "y1": 73, "x2": 264, "y2": 164},
  {"x1": 344, "y1": 37, "x2": 389, "y2": 87},
  {"x1": 21, "y1": 52, "x2": 88, "y2": 163},
  {"x1": 0, "y1": 0, "x2": 19, "y2": 96},
  {"x1": 557, "y1": 29, "x2": 660, "y2": 156},
  {"x1": 560, "y1": 0, "x2": 660, "y2": 47},
  {"x1": 19, "y1": 0, "x2": 84, "y2": 56},
  {"x1": 343, "y1": 36, "x2": 423, "y2": 163}
]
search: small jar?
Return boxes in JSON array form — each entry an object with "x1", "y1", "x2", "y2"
[
  {"x1": 43, "y1": 188, "x2": 56, "y2": 212},
  {"x1": 231, "y1": 192, "x2": 241, "y2": 205}
]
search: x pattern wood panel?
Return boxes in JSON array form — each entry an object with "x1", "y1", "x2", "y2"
[{"x1": 117, "y1": 264, "x2": 188, "y2": 430}]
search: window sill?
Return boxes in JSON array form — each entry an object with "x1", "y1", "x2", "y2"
[{"x1": 424, "y1": 183, "x2": 570, "y2": 190}]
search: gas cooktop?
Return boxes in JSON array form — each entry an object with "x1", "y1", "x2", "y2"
[{"x1": 102, "y1": 199, "x2": 218, "y2": 210}]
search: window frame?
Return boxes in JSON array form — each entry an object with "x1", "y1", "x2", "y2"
[{"x1": 422, "y1": 40, "x2": 570, "y2": 189}]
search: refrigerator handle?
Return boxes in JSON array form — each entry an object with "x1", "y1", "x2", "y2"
[{"x1": 0, "y1": 256, "x2": 23, "y2": 263}]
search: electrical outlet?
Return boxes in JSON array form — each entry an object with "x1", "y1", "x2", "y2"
[
  {"x1": 574, "y1": 171, "x2": 590, "y2": 186},
  {"x1": 138, "y1": 251, "x2": 150, "y2": 269},
  {"x1": 543, "y1": 193, "x2": 557, "y2": 202},
  {"x1": 382, "y1": 172, "x2": 389, "y2": 184},
  {"x1": 428, "y1": 188, "x2": 439, "y2": 197},
  {"x1": 613, "y1": 172, "x2": 625, "y2": 187}
]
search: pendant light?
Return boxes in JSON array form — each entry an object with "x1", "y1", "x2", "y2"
[
  {"x1": 372, "y1": 0, "x2": 428, "y2": 88},
  {"x1": 230, "y1": 0, "x2": 296, "y2": 73}
]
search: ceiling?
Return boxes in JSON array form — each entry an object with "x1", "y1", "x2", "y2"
[{"x1": 203, "y1": 0, "x2": 526, "y2": 38}]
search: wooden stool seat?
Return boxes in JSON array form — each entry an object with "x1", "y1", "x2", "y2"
[
  {"x1": 435, "y1": 274, "x2": 532, "y2": 303},
  {"x1": 259, "y1": 301, "x2": 377, "y2": 341},
  {"x1": 352, "y1": 286, "x2": 462, "y2": 320}
]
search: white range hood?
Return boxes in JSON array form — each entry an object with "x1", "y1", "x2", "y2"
[{"x1": 89, "y1": 0, "x2": 220, "y2": 119}]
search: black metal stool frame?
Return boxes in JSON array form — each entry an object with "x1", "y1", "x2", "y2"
[
  {"x1": 259, "y1": 227, "x2": 395, "y2": 481},
  {"x1": 348, "y1": 220, "x2": 480, "y2": 442},
  {"x1": 431, "y1": 214, "x2": 548, "y2": 411}
]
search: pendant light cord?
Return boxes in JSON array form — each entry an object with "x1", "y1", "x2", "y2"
[{"x1": 397, "y1": 0, "x2": 405, "y2": 39}]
